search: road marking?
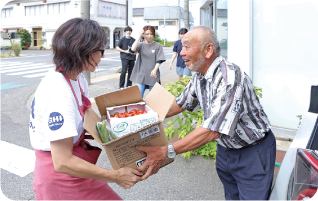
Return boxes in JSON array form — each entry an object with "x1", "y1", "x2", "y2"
[
  {"x1": 0, "y1": 141, "x2": 35, "y2": 177},
  {"x1": 23, "y1": 72, "x2": 48, "y2": 78},
  {"x1": 8, "y1": 67, "x2": 54, "y2": 75},
  {"x1": 1, "y1": 63, "x2": 47, "y2": 71},
  {"x1": 101, "y1": 58, "x2": 121, "y2": 61},
  {"x1": 0, "y1": 62, "x2": 35, "y2": 70},
  {"x1": 1, "y1": 82, "x2": 29, "y2": 90},
  {"x1": 2, "y1": 64, "x2": 54, "y2": 73},
  {"x1": 1, "y1": 54, "x2": 52, "y2": 59}
]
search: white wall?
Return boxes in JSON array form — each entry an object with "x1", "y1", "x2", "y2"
[
  {"x1": 252, "y1": 0, "x2": 318, "y2": 130},
  {"x1": 228, "y1": 0, "x2": 252, "y2": 76}
]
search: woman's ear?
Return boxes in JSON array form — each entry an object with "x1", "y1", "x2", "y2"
[{"x1": 205, "y1": 43, "x2": 214, "y2": 58}]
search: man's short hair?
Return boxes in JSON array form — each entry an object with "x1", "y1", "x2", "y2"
[
  {"x1": 179, "y1": 28, "x2": 188, "y2": 35},
  {"x1": 124, "y1": 26, "x2": 132, "y2": 32},
  {"x1": 191, "y1": 26, "x2": 221, "y2": 57}
]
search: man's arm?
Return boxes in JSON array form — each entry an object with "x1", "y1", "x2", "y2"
[
  {"x1": 169, "y1": 52, "x2": 178, "y2": 70},
  {"x1": 116, "y1": 45, "x2": 130, "y2": 54},
  {"x1": 136, "y1": 127, "x2": 220, "y2": 180},
  {"x1": 166, "y1": 101, "x2": 184, "y2": 118}
]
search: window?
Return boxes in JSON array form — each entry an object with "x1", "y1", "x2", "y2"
[
  {"x1": 47, "y1": 2, "x2": 70, "y2": 15},
  {"x1": 98, "y1": 1, "x2": 126, "y2": 19},
  {"x1": 10, "y1": 32, "x2": 19, "y2": 39},
  {"x1": 1, "y1": 8, "x2": 13, "y2": 18},
  {"x1": 159, "y1": 21, "x2": 176, "y2": 26},
  {"x1": 25, "y1": 5, "x2": 45, "y2": 16}
]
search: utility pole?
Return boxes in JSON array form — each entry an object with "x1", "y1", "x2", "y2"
[
  {"x1": 126, "y1": 0, "x2": 128, "y2": 26},
  {"x1": 81, "y1": 0, "x2": 91, "y2": 85},
  {"x1": 184, "y1": 0, "x2": 189, "y2": 30}
]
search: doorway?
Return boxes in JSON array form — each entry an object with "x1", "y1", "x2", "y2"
[{"x1": 32, "y1": 28, "x2": 42, "y2": 47}]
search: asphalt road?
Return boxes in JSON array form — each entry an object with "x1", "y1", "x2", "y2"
[{"x1": 0, "y1": 48, "x2": 225, "y2": 200}]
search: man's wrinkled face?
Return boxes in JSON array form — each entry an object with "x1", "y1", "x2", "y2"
[{"x1": 180, "y1": 30, "x2": 205, "y2": 72}]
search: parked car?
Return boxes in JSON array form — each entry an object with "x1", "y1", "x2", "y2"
[{"x1": 269, "y1": 85, "x2": 318, "y2": 200}]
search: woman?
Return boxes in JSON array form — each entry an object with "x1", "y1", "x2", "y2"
[
  {"x1": 29, "y1": 18, "x2": 142, "y2": 200},
  {"x1": 169, "y1": 28, "x2": 192, "y2": 79},
  {"x1": 129, "y1": 25, "x2": 166, "y2": 98}
]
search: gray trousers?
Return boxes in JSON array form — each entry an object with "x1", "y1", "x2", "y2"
[{"x1": 216, "y1": 130, "x2": 276, "y2": 200}]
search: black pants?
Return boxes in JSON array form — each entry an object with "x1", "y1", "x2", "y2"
[{"x1": 120, "y1": 59, "x2": 135, "y2": 88}]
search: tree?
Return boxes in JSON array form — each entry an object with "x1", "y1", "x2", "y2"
[{"x1": 17, "y1": 29, "x2": 31, "y2": 47}]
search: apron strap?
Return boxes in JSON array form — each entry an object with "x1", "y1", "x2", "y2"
[{"x1": 61, "y1": 69, "x2": 91, "y2": 146}]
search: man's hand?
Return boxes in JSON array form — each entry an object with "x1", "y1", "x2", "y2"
[
  {"x1": 124, "y1": 49, "x2": 130, "y2": 54},
  {"x1": 135, "y1": 145, "x2": 167, "y2": 180}
]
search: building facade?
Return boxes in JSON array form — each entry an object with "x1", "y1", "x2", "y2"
[
  {"x1": 131, "y1": 6, "x2": 194, "y2": 43},
  {"x1": 0, "y1": 0, "x2": 133, "y2": 49},
  {"x1": 199, "y1": 0, "x2": 318, "y2": 135}
]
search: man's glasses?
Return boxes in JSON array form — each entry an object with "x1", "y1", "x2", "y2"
[{"x1": 98, "y1": 49, "x2": 105, "y2": 56}]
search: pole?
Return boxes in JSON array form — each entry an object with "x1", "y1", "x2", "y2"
[
  {"x1": 81, "y1": 0, "x2": 91, "y2": 85},
  {"x1": 184, "y1": 0, "x2": 189, "y2": 30},
  {"x1": 126, "y1": 0, "x2": 128, "y2": 26},
  {"x1": 164, "y1": 8, "x2": 166, "y2": 47}
]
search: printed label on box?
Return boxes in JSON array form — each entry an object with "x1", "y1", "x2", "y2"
[
  {"x1": 130, "y1": 117, "x2": 157, "y2": 132},
  {"x1": 139, "y1": 125, "x2": 160, "y2": 139},
  {"x1": 136, "y1": 157, "x2": 147, "y2": 167}
]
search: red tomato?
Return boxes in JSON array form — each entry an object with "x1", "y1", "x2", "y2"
[
  {"x1": 142, "y1": 110, "x2": 147, "y2": 114},
  {"x1": 124, "y1": 112, "x2": 129, "y2": 117},
  {"x1": 127, "y1": 114, "x2": 132, "y2": 117},
  {"x1": 117, "y1": 113, "x2": 124, "y2": 118},
  {"x1": 137, "y1": 110, "x2": 142, "y2": 114},
  {"x1": 110, "y1": 115, "x2": 115, "y2": 118},
  {"x1": 130, "y1": 109, "x2": 137, "y2": 114}
]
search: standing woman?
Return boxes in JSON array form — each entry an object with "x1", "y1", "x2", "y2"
[
  {"x1": 169, "y1": 28, "x2": 192, "y2": 79},
  {"x1": 29, "y1": 18, "x2": 142, "y2": 200},
  {"x1": 129, "y1": 25, "x2": 166, "y2": 98}
]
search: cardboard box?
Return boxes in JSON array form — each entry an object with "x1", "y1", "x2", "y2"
[
  {"x1": 106, "y1": 102, "x2": 159, "y2": 138},
  {"x1": 83, "y1": 83, "x2": 176, "y2": 170}
]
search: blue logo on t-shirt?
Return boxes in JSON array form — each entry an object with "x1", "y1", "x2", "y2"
[{"x1": 48, "y1": 112, "x2": 64, "y2": 131}]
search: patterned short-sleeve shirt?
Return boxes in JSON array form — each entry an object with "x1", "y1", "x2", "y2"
[{"x1": 176, "y1": 56, "x2": 271, "y2": 149}]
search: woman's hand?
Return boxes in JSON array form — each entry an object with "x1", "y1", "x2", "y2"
[
  {"x1": 150, "y1": 69, "x2": 157, "y2": 78},
  {"x1": 139, "y1": 29, "x2": 144, "y2": 37},
  {"x1": 169, "y1": 63, "x2": 173, "y2": 70},
  {"x1": 114, "y1": 168, "x2": 143, "y2": 189}
]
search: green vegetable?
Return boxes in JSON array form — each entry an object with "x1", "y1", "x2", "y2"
[
  {"x1": 106, "y1": 124, "x2": 117, "y2": 141},
  {"x1": 96, "y1": 122, "x2": 109, "y2": 143}
]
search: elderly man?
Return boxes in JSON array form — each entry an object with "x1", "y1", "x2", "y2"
[{"x1": 136, "y1": 26, "x2": 276, "y2": 200}]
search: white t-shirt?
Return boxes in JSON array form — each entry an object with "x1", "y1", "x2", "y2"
[{"x1": 29, "y1": 69, "x2": 89, "y2": 151}]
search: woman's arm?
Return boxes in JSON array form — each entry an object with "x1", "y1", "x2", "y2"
[
  {"x1": 150, "y1": 62, "x2": 161, "y2": 78},
  {"x1": 50, "y1": 137, "x2": 142, "y2": 189},
  {"x1": 169, "y1": 52, "x2": 178, "y2": 70},
  {"x1": 131, "y1": 29, "x2": 144, "y2": 52}
]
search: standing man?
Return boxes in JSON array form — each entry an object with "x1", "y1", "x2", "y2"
[
  {"x1": 135, "y1": 26, "x2": 276, "y2": 200},
  {"x1": 169, "y1": 28, "x2": 192, "y2": 79},
  {"x1": 116, "y1": 26, "x2": 136, "y2": 89}
]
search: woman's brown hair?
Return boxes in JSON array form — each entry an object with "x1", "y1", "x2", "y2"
[
  {"x1": 143, "y1": 25, "x2": 155, "y2": 36},
  {"x1": 52, "y1": 18, "x2": 106, "y2": 75}
]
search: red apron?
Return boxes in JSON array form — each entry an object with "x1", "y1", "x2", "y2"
[{"x1": 33, "y1": 73, "x2": 122, "y2": 200}]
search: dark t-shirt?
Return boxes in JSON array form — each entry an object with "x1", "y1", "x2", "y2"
[
  {"x1": 117, "y1": 37, "x2": 136, "y2": 60},
  {"x1": 173, "y1": 39, "x2": 186, "y2": 68}
]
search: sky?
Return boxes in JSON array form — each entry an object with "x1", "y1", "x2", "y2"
[{"x1": 132, "y1": 0, "x2": 201, "y2": 26}]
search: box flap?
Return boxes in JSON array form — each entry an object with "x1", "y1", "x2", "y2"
[
  {"x1": 95, "y1": 85, "x2": 143, "y2": 117},
  {"x1": 83, "y1": 108, "x2": 102, "y2": 144},
  {"x1": 145, "y1": 83, "x2": 176, "y2": 121}
]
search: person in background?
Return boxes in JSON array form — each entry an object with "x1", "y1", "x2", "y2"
[
  {"x1": 169, "y1": 28, "x2": 192, "y2": 79},
  {"x1": 116, "y1": 26, "x2": 137, "y2": 89},
  {"x1": 135, "y1": 26, "x2": 276, "y2": 200},
  {"x1": 29, "y1": 18, "x2": 142, "y2": 200},
  {"x1": 129, "y1": 25, "x2": 166, "y2": 98}
]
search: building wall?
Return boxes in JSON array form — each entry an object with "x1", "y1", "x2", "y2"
[
  {"x1": 200, "y1": 0, "x2": 318, "y2": 134},
  {"x1": 0, "y1": 0, "x2": 133, "y2": 49}
]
